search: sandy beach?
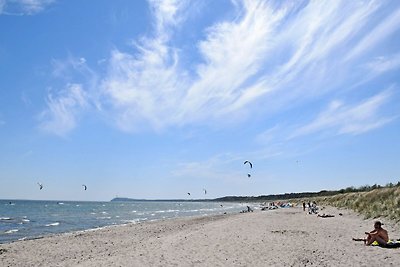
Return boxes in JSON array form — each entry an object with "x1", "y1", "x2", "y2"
[{"x1": 1, "y1": 206, "x2": 399, "y2": 266}]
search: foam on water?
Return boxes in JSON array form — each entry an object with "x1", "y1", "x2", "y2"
[
  {"x1": 5, "y1": 229, "x2": 19, "y2": 234},
  {"x1": 45, "y1": 222, "x2": 60, "y2": 227},
  {"x1": 0, "y1": 199, "x2": 247, "y2": 244}
]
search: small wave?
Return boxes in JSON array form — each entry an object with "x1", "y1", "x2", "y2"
[
  {"x1": 97, "y1": 216, "x2": 112, "y2": 219},
  {"x1": 155, "y1": 209, "x2": 180, "y2": 213},
  {"x1": 57, "y1": 202, "x2": 64, "y2": 205},
  {"x1": 181, "y1": 209, "x2": 199, "y2": 213},
  {"x1": 45, "y1": 222, "x2": 60, "y2": 227},
  {"x1": 101, "y1": 211, "x2": 108, "y2": 214},
  {"x1": 22, "y1": 219, "x2": 30, "y2": 223},
  {"x1": 90, "y1": 212, "x2": 96, "y2": 215},
  {"x1": 5, "y1": 229, "x2": 18, "y2": 234},
  {"x1": 0, "y1": 217, "x2": 12, "y2": 221},
  {"x1": 76, "y1": 205, "x2": 80, "y2": 207},
  {"x1": 131, "y1": 210, "x2": 137, "y2": 213},
  {"x1": 121, "y1": 219, "x2": 140, "y2": 224}
]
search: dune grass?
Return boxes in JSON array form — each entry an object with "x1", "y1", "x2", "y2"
[{"x1": 314, "y1": 186, "x2": 400, "y2": 222}]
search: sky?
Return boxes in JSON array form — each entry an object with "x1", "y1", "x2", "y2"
[{"x1": 0, "y1": 0, "x2": 399, "y2": 201}]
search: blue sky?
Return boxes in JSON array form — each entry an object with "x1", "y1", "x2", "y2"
[{"x1": 0, "y1": 0, "x2": 399, "y2": 201}]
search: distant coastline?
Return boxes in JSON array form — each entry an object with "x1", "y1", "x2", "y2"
[
  {"x1": 110, "y1": 197, "x2": 212, "y2": 202},
  {"x1": 112, "y1": 181, "x2": 400, "y2": 203}
]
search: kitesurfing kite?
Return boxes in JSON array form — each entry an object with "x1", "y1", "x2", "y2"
[
  {"x1": 244, "y1": 161, "x2": 253, "y2": 168},
  {"x1": 244, "y1": 161, "x2": 253, "y2": 177},
  {"x1": 37, "y1": 182, "x2": 43, "y2": 190},
  {"x1": 187, "y1": 192, "x2": 191, "y2": 196},
  {"x1": 203, "y1": 189, "x2": 207, "y2": 195},
  {"x1": 82, "y1": 184, "x2": 87, "y2": 191}
]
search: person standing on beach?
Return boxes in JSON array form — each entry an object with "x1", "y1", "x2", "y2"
[
  {"x1": 302, "y1": 202, "x2": 306, "y2": 211},
  {"x1": 365, "y1": 221, "x2": 389, "y2": 246}
]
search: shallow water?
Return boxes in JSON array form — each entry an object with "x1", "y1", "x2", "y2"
[{"x1": 0, "y1": 200, "x2": 245, "y2": 243}]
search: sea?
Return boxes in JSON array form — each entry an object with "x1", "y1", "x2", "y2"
[{"x1": 0, "y1": 200, "x2": 247, "y2": 244}]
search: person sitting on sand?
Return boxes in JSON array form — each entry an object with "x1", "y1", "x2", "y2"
[
  {"x1": 317, "y1": 214, "x2": 334, "y2": 218},
  {"x1": 364, "y1": 221, "x2": 389, "y2": 246}
]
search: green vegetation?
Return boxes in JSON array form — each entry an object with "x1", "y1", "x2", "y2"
[
  {"x1": 112, "y1": 181, "x2": 400, "y2": 221},
  {"x1": 214, "y1": 182, "x2": 400, "y2": 202},
  {"x1": 316, "y1": 186, "x2": 400, "y2": 222},
  {"x1": 214, "y1": 182, "x2": 400, "y2": 222}
]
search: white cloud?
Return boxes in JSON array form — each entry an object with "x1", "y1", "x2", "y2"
[
  {"x1": 170, "y1": 152, "x2": 249, "y2": 183},
  {"x1": 103, "y1": 0, "x2": 286, "y2": 130},
  {"x1": 182, "y1": 1, "x2": 285, "y2": 119},
  {"x1": 229, "y1": 0, "x2": 382, "y2": 112},
  {"x1": 289, "y1": 89, "x2": 395, "y2": 138},
  {"x1": 39, "y1": 84, "x2": 88, "y2": 136},
  {"x1": 345, "y1": 7, "x2": 400, "y2": 61},
  {"x1": 255, "y1": 125, "x2": 282, "y2": 145},
  {"x1": 102, "y1": 0, "x2": 187, "y2": 132},
  {"x1": 46, "y1": 0, "x2": 399, "y2": 136},
  {"x1": 0, "y1": 0, "x2": 54, "y2": 15},
  {"x1": 365, "y1": 53, "x2": 400, "y2": 74}
]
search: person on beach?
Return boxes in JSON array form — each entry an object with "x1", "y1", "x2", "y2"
[
  {"x1": 302, "y1": 202, "x2": 306, "y2": 211},
  {"x1": 364, "y1": 221, "x2": 389, "y2": 246}
]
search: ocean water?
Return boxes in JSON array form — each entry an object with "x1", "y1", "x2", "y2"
[{"x1": 0, "y1": 200, "x2": 246, "y2": 244}]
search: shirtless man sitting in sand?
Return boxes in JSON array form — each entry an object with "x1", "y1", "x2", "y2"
[{"x1": 364, "y1": 221, "x2": 389, "y2": 246}]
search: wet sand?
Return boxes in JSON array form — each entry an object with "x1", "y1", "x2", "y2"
[{"x1": 1, "y1": 206, "x2": 399, "y2": 266}]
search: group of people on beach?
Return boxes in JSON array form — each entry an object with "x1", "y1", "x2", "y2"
[
  {"x1": 300, "y1": 201, "x2": 394, "y2": 247},
  {"x1": 302, "y1": 201, "x2": 318, "y2": 214}
]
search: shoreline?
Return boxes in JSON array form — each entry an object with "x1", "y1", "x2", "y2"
[
  {"x1": 1, "y1": 206, "x2": 399, "y2": 266},
  {"x1": 0, "y1": 200, "x2": 246, "y2": 244},
  {"x1": 4, "y1": 212, "x2": 230, "y2": 245}
]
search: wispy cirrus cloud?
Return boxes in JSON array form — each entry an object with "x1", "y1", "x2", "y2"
[
  {"x1": 0, "y1": 0, "x2": 55, "y2": 15},
  {"x1": 39, "y1": 83, "x2": 88, "y2": 136},
  {"x1": 345, "y1": 7, "x2": 400, "y2": 62},
  {"x1": 38, "y1": 56, "x2": 100, "y2": 135},
  {"x1": 103, "y1": 0, "x2": 286, "y2": 130},
  {"x1": 43, "y1": 0, "x2": 400, "y2": 137},
  {"x1": 181, "y1": 1, "x2": 285, "y2": 120},
  {"x1": 171, "y1": 153, "x2": 240, "y2": 180},
  {"x1": 289, "y1": 89, "x2": 395, "y2": 139},
  {"x1": 103, "y1": 0, "x2": 399, "y2": 131},
  {"x1": 102, "y1": 0, "x2": 188, "y2": 132},
  {"x1": 365, "y1": 53, "x2": 400, "y2": 74}
]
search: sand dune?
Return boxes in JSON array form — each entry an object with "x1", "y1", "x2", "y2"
[{"x1": 1, "y1": 206, "x2": 399, "y2": 266}]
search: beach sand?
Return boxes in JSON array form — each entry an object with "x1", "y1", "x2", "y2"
[{"x1": 1, "y1": 206, "x2": 399, "y2": 266}]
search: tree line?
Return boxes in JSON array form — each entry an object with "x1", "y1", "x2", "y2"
[{"x1": 212, "y1": 181, "x2": 400, "y2": 202}]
